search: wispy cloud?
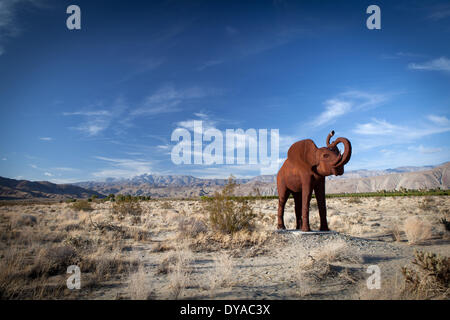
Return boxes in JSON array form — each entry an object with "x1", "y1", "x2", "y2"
[
  {"x1": 408, "y1": 57, "x2": 450, "y2": 72},
  {"x1": 63, "y1": 97, "x2": 127, "y2": 136},
  {"x1": 39, "y1": 137, "x2": 53, "y2": 141},
  {"x1": 353, "y1": 115, "x2": 450, "y2": 150},
  {"x1": 427, "y1": 4, "x2": 450, "y2": 21},
  {"x1": 0, "y1": 0, "x2": 45, "y2": 55},
  {"x1": 312, "y1": 91, "x2": 388, "y2": 127},
  {"x1": 131, "y1": 86, "x2": 213, "y2": 117},
  {"x1": 428, "y1": 114, "x2": 450, "y2": 126},
  {"x1": 408, "y1": 145, "x2": 443, "y2": 154},
  {"x1": 197, "y1": 59, "x2": 224, "y2": 71},
  {"x1": 92, "y1": 156, "x2": 153, "y2": 179}
]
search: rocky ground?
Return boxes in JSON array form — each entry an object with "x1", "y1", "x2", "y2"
[{"x1": 0, "y1": 196, "x2": 449, "y2": 300}]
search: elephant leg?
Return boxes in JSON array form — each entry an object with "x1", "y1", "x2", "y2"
[
  {"x1": 301, "y1": 186, "x2": 312, "y2": 232},
  {"x1": 293, "y1": 192, "x2": 302, "y2": 230},
  {"x1": 314, "y1": 178, "x2": 329, "y2": 231},
  {"x1": 277, "y1": 186, "x2": 290, "y2": 230}
]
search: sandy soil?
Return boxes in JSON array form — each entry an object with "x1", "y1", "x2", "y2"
[{"x1": 0, "y1": 196, "x2": 449, "y2": 300}]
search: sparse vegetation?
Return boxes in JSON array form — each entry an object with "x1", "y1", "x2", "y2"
[
  {"x1": 402, "y1": 250, "x2": 450, "y2": 299},
  {"x1": 204, "y1": 176, "x2": 256, "y2": 234},
  {"x1": 0, "y1": 194, "x2": 448, "y2": 300},
  {"x1": 71, "y1": 200, "x2": 93, "y2": 212},
  {"x1": 403, "y1": 216, "x2": 433, "y2": 244}
]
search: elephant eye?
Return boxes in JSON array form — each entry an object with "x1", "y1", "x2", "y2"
[{"x1": 323, "y1": 154, "x2": 329, "y2": 158}]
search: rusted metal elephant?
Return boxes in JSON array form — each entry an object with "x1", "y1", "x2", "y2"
[{"x1": 277, "y1": 131, "x2": 352, "y2": 231}]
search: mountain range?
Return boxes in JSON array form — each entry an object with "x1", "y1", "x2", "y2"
[
  {"x1": 1, "y1": 162, "x2": 448, "y2": 200},
  {"x1": 0, "y1": 176, "x2": 103, "y2": 200}
]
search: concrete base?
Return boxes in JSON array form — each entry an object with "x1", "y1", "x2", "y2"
[{"x1": 275, "y1": 229, "x2": 338, "y2": 235}]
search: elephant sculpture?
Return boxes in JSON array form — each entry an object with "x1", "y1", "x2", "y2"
[{"x1": 277, "y1": 131, "x2": 352, "y2": 231}]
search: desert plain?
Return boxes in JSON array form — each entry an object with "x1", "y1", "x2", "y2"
[{"x1": 0, "y1": 195, "x2": 449, "y2": 300}]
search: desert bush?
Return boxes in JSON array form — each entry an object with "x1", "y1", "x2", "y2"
[
  {"x1": 111, "y1": 200, "x2": 143, "y2": 222},
  {"x1": 418, "y1": 197, "x2": 435, "y2": 211},
  {"x1": 204, "y1": 177, "x2": 256, "y2": 234},
  {"x1": 30, "y1": 245, "x2": 79, "y2": 278},
  {"x1": 347, "y1": 197, "x2": 362, "y2": 204},
  {"x1": 207, "y1": 252, "x2": 234, "y2": 297},
  {"x1": 403, "y1": 216, "x2": 432, "y2": 244},
  {"x1": 160, "y1": 201, "x2": 173, "y2": 209},
  {"x1": 391, "y1": 224, "x2": 403, "y2": 242},
  {"x1": 177, "y1": 216, "x2": 207, "y2": 239},
  {"x1": 296, "y1": 240, "x2": 361, "y2": 289},
  {"x1": 71, "y1": 200, "x2": 93, "y2": 212},
  {"x1": 14, "y1": 214, "x2": 37, "y2": 227},
  {"x1": 128, "y1": 266, "x2": 154, "y2": 300},
  {"x1": 402, "y1": 250, "x2": 450, "y2": 299}
]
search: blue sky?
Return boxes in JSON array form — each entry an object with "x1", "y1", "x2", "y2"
[{"x1": 0, "y1": 0, "x2": 449, "y2": 182}]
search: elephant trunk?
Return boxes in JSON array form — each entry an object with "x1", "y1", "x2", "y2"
[
  {"x1": 329, "y1": 137, "x2": 352, "y2": 167},
  {"x1": 326, "y1": 130, "x2": 335, "y2": 147}
]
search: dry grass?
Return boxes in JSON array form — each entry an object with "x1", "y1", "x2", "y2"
[
  {"x1": 295, "y1": 240, "x2": 362, "y2": 297},
  {"x1": 403, "y1": 216, "x2": 433, "y2": 244},
  {"x1": 127, "y1": 265, "x2": 154, "y2": 300},
  {"x1": 0, "y1": 195, "x2": 448, "y2": 300},
  {"x1": 207, "y1": 252, "x2": 234, "y2": 297}
]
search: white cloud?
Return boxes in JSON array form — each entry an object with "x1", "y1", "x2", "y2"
[
  {"x1": 427, "y1": 5, "x2": 450, "y2": 21},
  {"x1": 314, "y1": 99, "x2": 352, "y2": 127},
  {"x1": 408, "y1": 57, "x2": 450, "y2": 72},
  {"x1": 44, "y1": 172, "x2": 53, "y2": 177},
  {"x1": 312, "y1": 91, "x2": 388, "y2": 127},
  {"x1": 1, "y1": 157, "x2": 6, "y2": 161},
  {"x1": 39, "y1": 137, "x2": 53, "y2": 141},
  {"x1": 93, "y1": 156, "x2": 153, "y2": 179},
  {"x1": 132, "y1": 86, "x2": 212, "y2": 116},
  {"x1": 408, "y1": 145, "x2": 443, "y2": 154},
  {"x1": 197, "y1": 59, "x2": 224, "y2": 71},
  {"x1": 428, "y1": 114, "x2": 450, "y2": 126},
  {"x1": 64, "y1": 97, "x2": 127, "y2": 136},
  {"x1": 353, "y1": 116, "x2": 450, "y2": 150},
  {"x1": 0, "y1": 0, "x2": 44, "y2": 55}
]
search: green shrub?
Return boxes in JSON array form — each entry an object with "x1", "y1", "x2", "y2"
[{"x1": 203, "y1": 176, "x2": 256, "y2": 234}]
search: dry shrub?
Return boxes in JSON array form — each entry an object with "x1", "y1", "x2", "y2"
[
  {"x1": 0, "y1": 248, "x2": 29, "y2": 299},
  {"x1": 162, "y1": 245, "x2": 193, "y2": 299},
  {"x1": 30, "y1": 245, "x2": 79, "y2": 278},
  {"x1": 128, "y1": 266, "x2": 154, "y2": 300},
  {"x1": 111, "y1": 200, "x2": 143, "y2": 222},
  {"x1": 14, "y1": 214, "x2": 37, "y2": 227},
  {"x1": 71, "y1": 200, "x2": 93, "y2": 212},
  {"x1": 160, "y1": 202, "x2": 173, "y2": 209},
  {"x1": 402, "y1": 250, "x2": 450, "y2": 299},
  {"x1": 295, "y1": 240, "x2": 361, "y2": 295},
  {"x1": 204, "y1": 177, "x2": 256, "y2": 234},
  {"x1": 177, "y1": 216, "x2": 207, "y2": 239},
  {"x1": 80, "y1": 248, "x2": 139, "y2": 282},
  {"x1": 391, "y1": 224, "x2": 403, "y2": 242},
  {"x1": 347, "y1": 197, "x2": 363, "y2": 204},
  {"x1": 403, "y1": 216, "x2": 432, "y2": 244},
  {"x1": 418, "y1": 197, "x2": 435, "y2": 211},
  {"x1": 207, "y1": 252, "x2": 234, "y2": 297}
]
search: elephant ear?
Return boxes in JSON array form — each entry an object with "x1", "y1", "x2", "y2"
[{"x1": 287, "y1": 139, "x2": 319, "y2": 168}]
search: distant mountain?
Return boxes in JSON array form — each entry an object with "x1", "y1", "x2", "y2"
[
  {"x1": 0, "y1": 176, "x2": 104, "y2": 200},
  {"x1": 72, "y1": 162, "x2": 449, "y2": 198},
  {"x1": 2, "y1": 162, "x2": 448, "y2": 200}
]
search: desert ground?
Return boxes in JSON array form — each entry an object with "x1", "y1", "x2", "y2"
[{"x1": 0, "y1": 195, "x2": 449, "y2": 300}]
